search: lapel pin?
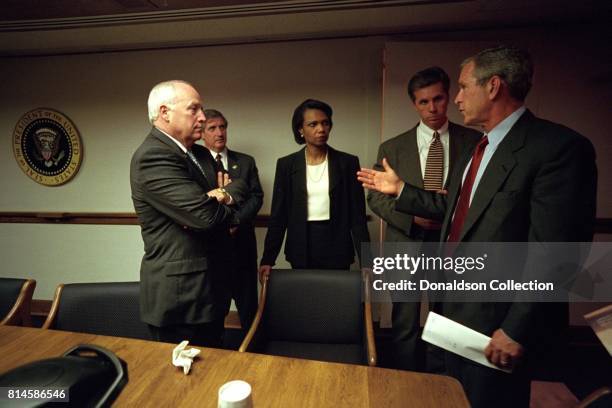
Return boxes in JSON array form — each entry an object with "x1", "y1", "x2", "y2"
[{"x1": 232, "y1": 164, "x2": 238, "y2": 170}]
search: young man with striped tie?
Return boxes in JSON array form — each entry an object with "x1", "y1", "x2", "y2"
[{"x1": 367, "y1": 67, "x2": 480, "y2": 372}]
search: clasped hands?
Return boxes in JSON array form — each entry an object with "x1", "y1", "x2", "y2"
[
  {"x1": 183, "y1": 172, "x2": 235, "y2": 232},
  {"x1": 206, "y1": 172, "x2": 233, "y2": 205}
]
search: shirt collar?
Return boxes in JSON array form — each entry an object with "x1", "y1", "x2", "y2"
[
  {"x1": 155, "y1": 126, "x2": 187, "y2": 153},
  {"x1": 208, "y1": 147, "x2": 228, "y2": 159},
  {"x1": 485, "y1": 106, "x2": 526, "y2": 148},
  {"x1": 418, "y1": 120, "x2": 449, "y2": 139}
]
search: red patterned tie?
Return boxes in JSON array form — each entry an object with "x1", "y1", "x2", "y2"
[{"x1": 447, "y1": 135, "x2": 489, "y2": 242}]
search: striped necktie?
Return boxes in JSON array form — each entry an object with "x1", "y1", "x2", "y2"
[{"x1": 423, "y1": 131, "x2": 444, "y2": 191}]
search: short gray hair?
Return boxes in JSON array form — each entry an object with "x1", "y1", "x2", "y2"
[
  {"x1": 204, "y1": 109, "x2": 228, "y2": 127},
  {"x1": 462, "y1": 46, "x2": 533, "y2": 102},
  {"x1": 147, "y1": 80, "x2": 193, "y2": 124}
]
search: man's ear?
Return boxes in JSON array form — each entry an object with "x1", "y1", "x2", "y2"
[
  {"x1": 160, "y1": 105, "x2": 170, "y2": 122},
  {"x1": 487, "y1": 76, "x2": 502, "y2": 100}
]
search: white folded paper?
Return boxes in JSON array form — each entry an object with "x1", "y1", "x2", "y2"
[
  {"x1": 172, "y1": 340, "x2": 201, "y2": 375},
  {"x1": 421, "y1": 311, "x2": 511, "y2": 373}
]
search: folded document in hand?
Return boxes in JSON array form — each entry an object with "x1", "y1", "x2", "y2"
[{"x1": 421, "y1": 312, "x2": 512, "y2": 373}]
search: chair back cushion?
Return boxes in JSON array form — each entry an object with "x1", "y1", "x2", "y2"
[
  {"x1": 0, "y1": 278, "x2": 27, "y2": 318},
  {"x1": 55, "y1": 282, "x2": 150, "y2": 340},
  {"x1": 264, "y1": 269, "x2": 362, "y2": 343}
]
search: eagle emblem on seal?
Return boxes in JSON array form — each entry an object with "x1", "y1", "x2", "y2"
[
  {"x1": 32, "y1": 127, "x2": 66, "y2": 167},
  {"x1": 13, "y1": 108, "x2": 83, "y2": 186}
]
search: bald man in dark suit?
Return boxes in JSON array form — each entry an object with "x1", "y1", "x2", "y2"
[{"x1": 131, "y1": 80, "x2": 247, "y2": 347}]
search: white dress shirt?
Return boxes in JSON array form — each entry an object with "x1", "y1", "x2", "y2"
[
  {"x1": 207, "y1": 147, "x2": 229, "y2": 171},
  {"x1": 156, "y1": 127, "x2": 187, "y2": 153},
  {"x1": 462, "y1": 106, "x2": 526, "y2": 205}
]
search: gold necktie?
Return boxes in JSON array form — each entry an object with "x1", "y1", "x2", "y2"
[{"x1": 423, "y1": 131, "x2": 444, "y2": 191}]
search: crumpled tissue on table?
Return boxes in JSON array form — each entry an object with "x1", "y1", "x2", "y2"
[{"x1": 172, "y1": 340, "x2": 201, "y2": 375}]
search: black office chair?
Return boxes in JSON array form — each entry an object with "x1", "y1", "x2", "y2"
[
  {"x1": 42, "y1": 282, "x2": 151, "y2": 340},
  {"x1": 239, "y1": 269, "x2": 377, "y2": 366},
  {"x1": 0, "y1": 278, "x2": 36, "y2": 326}
]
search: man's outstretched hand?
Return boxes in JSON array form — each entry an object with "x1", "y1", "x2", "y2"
[{"x1": 357, "y1": 158, "x2": 404, "y2": 197}]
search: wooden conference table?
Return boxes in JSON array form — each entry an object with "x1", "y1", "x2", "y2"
[{"x1": 0, "y1": 326, "x2": 468, "y2": 407}]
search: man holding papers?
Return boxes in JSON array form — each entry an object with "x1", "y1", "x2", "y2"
[{"x1": 358, "y1": 46, "x2": 597, "y2": 407}]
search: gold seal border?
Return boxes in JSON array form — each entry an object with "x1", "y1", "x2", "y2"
[{"x1": 12, "y1": 108, "x2": 83, "y2": 187}]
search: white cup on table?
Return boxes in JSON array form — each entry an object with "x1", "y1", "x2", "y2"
[{"x1": 218, "y1": 380, "x2": 253, "y2": 408}]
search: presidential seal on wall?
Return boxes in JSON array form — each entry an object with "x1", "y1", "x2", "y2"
[{"x1": 13, "y1": 108, "x2": 83, "y2": 186}]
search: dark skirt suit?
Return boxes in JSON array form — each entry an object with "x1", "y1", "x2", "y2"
[{"x1": 261, "y1": 146, "x2": 370, "y2": 269}]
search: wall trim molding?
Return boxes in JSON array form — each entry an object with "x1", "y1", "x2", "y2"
[
  {"x1": 0, "y1": 212, "x2": 140, "y2": 225},
  {"x1": 0, "y1": 211, "x2": 269, "y2": 227},
  {"x1": 0, "y1": 0, "x2": 449, "y2": 32},
  {"x1": 0, "y1": 212, "x2": 606, "y2": 232}
]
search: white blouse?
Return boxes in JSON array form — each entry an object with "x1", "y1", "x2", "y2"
[{"x1": 306, "y1": 157, "x2": 330, "y2": 221}]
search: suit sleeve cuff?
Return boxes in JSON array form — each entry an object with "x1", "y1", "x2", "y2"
[{"x1": 395, "y1": 182, "x2": 405, "y2": 200}]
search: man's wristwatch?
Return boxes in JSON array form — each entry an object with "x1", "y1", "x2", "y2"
[{"x1": 218, "y1": 188, "x2": 230, "y2": 202}]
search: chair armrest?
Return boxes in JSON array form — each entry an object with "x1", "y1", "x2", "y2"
[
  {"x1": 364, "y1": 301, "x2": 377, "y2": 366},
  {"x1": 578, "y1": 385, "x2": 612, "y2": 408},
  {"x1": 1, "y1": 279, "x2": 36, "y2": 326},
  {"x1": 239, "y1": 278, "x2": 268, "y2": 352},
  {"x1": 41, "y1": 284, "x2": 64, "y2": 329},
  {"x1": 363, "y1": 269, "x2": 377, "y2": 366}
]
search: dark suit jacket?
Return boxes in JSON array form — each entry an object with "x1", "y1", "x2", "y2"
[
  {"x1": 130, "y1": 127, "x2": 247, "y2": 327},
  {"x1": 225, "y1": 149, "x2": 263, "y2": 271},
  {"x1": 227, "y1": 149, "x2": 264, "y2": 230},
  {"x1": 261, "y1": 146, "x2": 370, "y2": 268},
  {"x1": 368, "y1": 122, "x2": 480, "y2": 242},
  {"x1": 395, "y1": 110, "x2": 597, "y2": 352},
  {"x1": 223, "y1": 149, "x2": 263, "y2": 327}
]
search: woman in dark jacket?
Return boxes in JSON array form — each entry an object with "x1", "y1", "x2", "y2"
[{"x1": 259, "y1": 99, "x2": 370, "y2": 281}]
